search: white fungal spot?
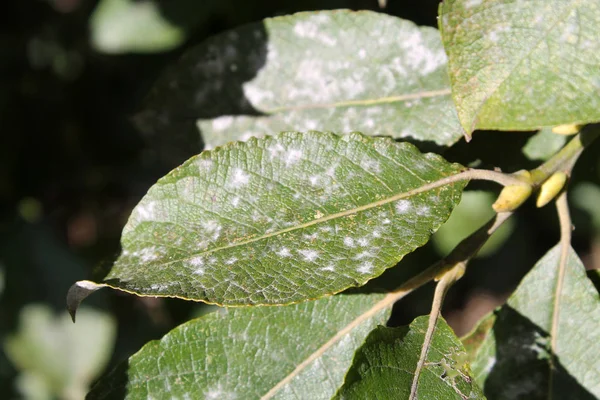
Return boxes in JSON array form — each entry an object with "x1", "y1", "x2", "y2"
[
  {"x1": 231, "y1": 168, "x2": 250, "y2": 187},
  {"x1": 416, "y1": 205, "x2": 430, "y2": 216},
  {"x1": 354, "y1": 251, "x2": 373, "y2": 260},
  {"x1": 382, "y1": 218, "x2": 391, "y2": 225},
  {"x1": 285, "y1": 149, "x2": 303, "y2": 166},
  {"x1": 277, "y1": 247, "x2": 291, "y2": 257},
  {"x1": 321, "y1": 264, "x2": 336, "y2": 272},
  {"x1": 465, "y1": 0, "x2": 483, "y2": 8},
  {"x1": 231, "y1": 196, "x2": 241, "y2": 207},
  {"x1": 372, "y1": 229, "x2": 382, "y2": 238},
  {"x1": 225, "y1": 257, "x2": 238, "y2": 265},
  {"x1": 395, "y1": 200, "x2": 412, "y2": 214},
  {"x1": 360, "y1": 159, "x2": 381, "y2": 173},
  {"x1": 357, "y1": 237, "x2": 370, "y2": 247},
  {"x1": 358, "y1": 49, "x2": 367, "y2": 59},
  {"x1": 137, "y1": 247, "x2": 158, "y2": 262},
  {"x1": 303, "y1": 232, "x2": 319, "y2": 240},
  {"x1": 189, "y1": 256, "x2": 204, "y2": 267},
  {"x1": 309, "y1": 176, "x2": 320, "y2": 186},
  {"x1": 136, "y1": 201, "x2": 156, "y2": 221},
  {"x1": 298, "y1": 249, "x2": 319, "y2": 262},
  {"x1": 343, "y1": 237, "x2": 355, "y2": 247},
  {"x1": 358, "y1": 262, "x2": 374, "y2": 274}
]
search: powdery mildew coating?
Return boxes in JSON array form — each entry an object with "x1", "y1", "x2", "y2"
[{"x1": 110, "y1": 132, "x2": 465, "y2": 305}]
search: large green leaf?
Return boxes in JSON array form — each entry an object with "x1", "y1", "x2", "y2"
[
  {"x1": 139, "y1": 10, "x2": 464, "y2": 149},
  {"x1": 74, "y1": 132, "x2": 466, "y2": 306},
  {"x1": 469, "y1": 245, "x2": 600, "y2": 399},
  {"x1": 335, "y1": 316, "x2": 484, "y2": 399},
  {"x1": 439, "y1": 0, "x2": 600, "y2": 135},
  {"x1": 88, "y1": 294, "x2": 390, "y2": 399}
]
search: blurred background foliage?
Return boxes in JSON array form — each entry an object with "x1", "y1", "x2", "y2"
[{"x1": 0, "y1": 0, "x2": 598, "y2": 398}]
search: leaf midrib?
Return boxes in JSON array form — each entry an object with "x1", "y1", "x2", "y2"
[
  {"x1": 151, "y1": 170, "x2": 468, "y2": 268},
  {"x1": 265, "y1": 88, "x2": 452, "y2": 114}
]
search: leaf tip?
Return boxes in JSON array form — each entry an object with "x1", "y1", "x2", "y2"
[{"x1": 66, "y1": 280, "x2": 105, "y2": 323}]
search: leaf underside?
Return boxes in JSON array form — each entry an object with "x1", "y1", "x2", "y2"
[
  {"x1": 87, "y1": 294, "x2": 390, "y2": 400},
  {"x1": 92, "y1": 132, "x2": 465, "y2": 306},
  {"x1": 440, "y1": 0, "x2": 600, "y2": 134},
  {"x1": 335, "y1": 316, "x2": 484, "y2": 399},
  {"x1": 469, "y1": 245, "x2": 600, "y2": 399},
  {"x1": 138, "y1": 10, "x2": 465, "y2": 150}
]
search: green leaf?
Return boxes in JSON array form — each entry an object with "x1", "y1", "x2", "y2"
[
  {"x1": 469, "y1": 245, "x2": 600, "y2": 399},
  {"x1": 141, "y1": 10, "x2": 465, "y2": 149},
  {"x1": 88, "y1": 294, "x2": 390, "y2": 399},
  {"x1": 432, "y1": 191, "x2": 515, "y2": 257},
  {"x1": 90, "y1": 0, "x2": 190, "y2": 53},
  {"x1": 439, "y1": 0, "x2": 600, "y2": 135},
  {"x1": 78, "y1": 132, "x2": 466, "y2": 306},
  {"x1": 3, "y1": 305, "x2": 116, "y2": 400},
  {"x1": 522, "y1": 128, "x2": 568, "y2": 161},
  {"x1": 334, "y1": 316, "x2": 484, "y2": 399}
]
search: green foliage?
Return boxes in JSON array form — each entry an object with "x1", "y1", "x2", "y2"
[
  {"x1": 100, "y1": 132, "x2": 465, "y2": 305},
  {"x1": 466, "y1": 246, "x2": 600, "y2": 399},
  {"x1": 62, "y1": 1, "x2": 600, "y2": 398},
  {"x1": 88, "y1": 294, "x2": 390, "y2": 399},
  {"x1": 335, "y1": 316, "x2": 484, "y2": 399},
  {"x1": 439, "y1": 0, "x2": 600, "y2": 135}
]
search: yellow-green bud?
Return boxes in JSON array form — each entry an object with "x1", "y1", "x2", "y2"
[
  {"x1": 551, "y1": 124, "x2": 582, "y2": 135},
  {"x1": 536, "y1": 171, "x2": 568, "y2": 208}
]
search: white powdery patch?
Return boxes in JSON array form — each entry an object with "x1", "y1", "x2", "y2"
[
  {"x1": 343, "y1": 237, "x2": 355, "y2": 248},
  {"x1": 285, "y1": 149, "x2": 303, "y2": 166},
  {"x1": 202, "y1": 220, "x2": 223, "y2": 241},
  {"x1": 298, "y1": 249, "x2": 319, "y2": 262},
  {"x1": 231, "y1": 168, "x2": 250, "y2": 188},
  {"x1": 360, "y1": 159, "x2": 381, "y2": 173},
  {"x1": 196, "y1": 158, "x2": 214, "y2": 173},
  {"x1": 137, "y1": 247, "x2": 159, "y2": 263},
  {"x1": 277, "y1": 247, "x2": 291, "y2": 257},
  {"x1": 293, "y1": 17, "x2": 337, "y2": 46},
  {"x1": 135, "y1": 201, "x2": 157, "y2": 222},
  {"x1": 231, "y1": 196, "x2": 241, "y2": 207},
  {"x1": 211, "y1": 115, "x2": 234, "y2": 131},
  {"x1": 416, "y1": 205, "x2": 430, "y2": 216},
  {"x1": 358, "y1": 48, "x2": 367, "y2": 59},
  {"x1": 372, "y1": 229, "x2": 382, "y2": 238},
  {"x1": 395, "y1": 200, "x2": 412, "y2": 214},
  {"x1": 400, "y1": 31, "x2": 447, "y2": 75},
  {"x1": 354, "y1": 251, "x2": 373, "y2": 260},
  {"x1": 357, "y1": 262, "x2": 374, "y2": 274},
  {"x1": 357, "y1": 237, "x2": 370, "y2": 247},
  {"x1": 188, "y1": 256, "x2": 205, "y2": 275},
  {"x1": 321, "y1": 264, "x2": 336, "y2": 272},
  {"x1": 303, "y1": 232, "x2": 319, "y2": 240},
  {"x1": 309, "y1": 175, "x2": 321, "y2": 186},
  {"x1": 465, "y1": 0, "x2": 483, "y2": 8},
  {"x1": 225, "y1": 257, "x2": 238, "y2": 265},
  {"x1": 204, "y1": 384, "x2": 237, "y2": 400}
]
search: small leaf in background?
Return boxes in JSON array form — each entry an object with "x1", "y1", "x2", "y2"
[
  {"x1": 572, "y1": 182, "x2": 600, "y2": 232},
  {"x1": 88, "y1": 294, "x2": 390, "y2": 400},
  {"x1": 90, "y1": 0, "x2": 201, "y2": 54},
  {"x1": 469, "y1": 245, "x2": 600, "y2": 399},
  {"x1": 522, "y1": 128, "x2": 568, "y2": 161},
  {"x1": 439, "y1": 0, "x2": 600, "y2": 135},
  {"x1": 140, "y1": 10, "x2": 465, "y2": 149},
  {"x1": 432, "y1": 191, "x2": 515, "y2": 257},
  {"x1": 4, "y1": 305, "x2": 116, "y2": 400},
  {"x1": 89, "y1": 132, "x2": 466, "y2": 306},
  {"x1": 335, "y1": 316, "x2": 484, "y2": 399}
]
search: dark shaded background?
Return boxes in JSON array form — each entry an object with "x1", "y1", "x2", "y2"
[{"x1": 1, "y1": 0, "x2": 598, "y2": 397}]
